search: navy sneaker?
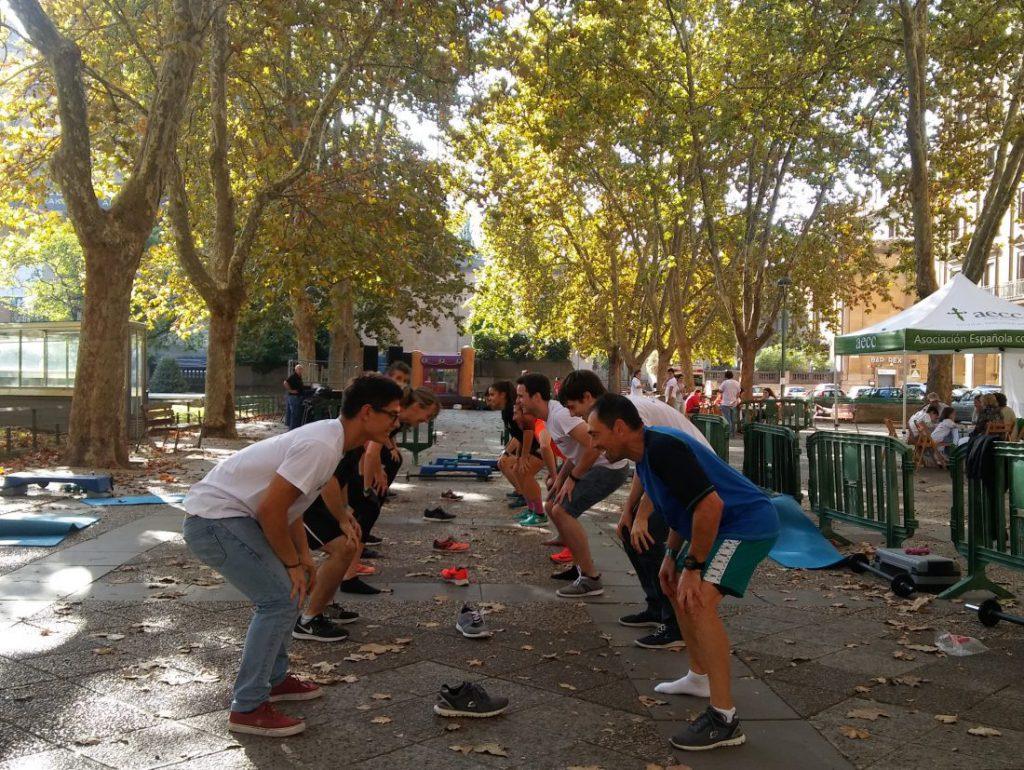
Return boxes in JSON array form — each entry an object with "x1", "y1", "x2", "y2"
[
  {"x1": 670, "y1": 707, "x2": 746, "y2": 751},
  {"x1": 434, "y1": 682, "x2": 509, "y2": 718}
]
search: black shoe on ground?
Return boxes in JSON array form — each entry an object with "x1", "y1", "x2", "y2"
[
  {"x1": 423, "y1": 507, "x2": 457, "y2": 522},
  {"x1": 670, "y1": 706, "x2": 745, "y2": 751},
  {"x1": 635, "y1": 624, "x2": 685, "y2": 650},
  {"x1": 551, "y1": 565, "x2": 581, "y2": 581},
  {"x1": 363, "y1": 534, "x2": 383, "y2": 546},
  {"x1": 361, "y1": 548, "x2": 381, "y2": 560},
  {"x1": 292, "y1": 615, "x2": 350, "y2": 642},
  {"x1": 619, "y1": 608, "x2": 662, "y2": 628},
  {"x1": 433, "y1": 681, "x2": 509, "y2": 718},
  {"x1": 324, "y1": 604, "x2": 360, "y2": 624},
  {"x1": 339, "y1": 577, "x2": 382, "y2": 595}
]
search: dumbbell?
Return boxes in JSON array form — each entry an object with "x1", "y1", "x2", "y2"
[
  {"x1": 966, "y1": 598, "x2": 1024, "y2": 628},
  {"x1": 847, "y1": 553, "x2": 916, "y2": 598}
]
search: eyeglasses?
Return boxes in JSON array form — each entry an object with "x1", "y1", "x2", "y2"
[{"x1": 373, "y1": 407, "x2": 402, "y2": 422}]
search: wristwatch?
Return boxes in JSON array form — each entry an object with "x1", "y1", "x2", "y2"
[{"x1": 682, "y1": 555, "x2": 705, "y2": 571}]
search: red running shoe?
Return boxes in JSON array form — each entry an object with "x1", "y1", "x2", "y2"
[
  {"x1": 550, "y1": 547, "x2": 574, "y2": 564},
  {"x1": 228, "y1": 702, "x2": 305, "y2": 737},
  {"x1": 269, "y1": 674, "x2": 323, "y2": 702},
  {"x1": 354, "y1": 563, "x2": 376, "y2": 576},
  {"x1": 434, "y1": 537, "x2": 470, "y2": 553},
  {"x1": 441, "y1": 566, "x2": 470, "y2": 586}
]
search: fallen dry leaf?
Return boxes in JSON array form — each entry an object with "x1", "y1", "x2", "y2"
[
  {"x1": 472, "y1": 743, "x2": 509, "y2": 757},
  {"x1": 892, "y1": 650, "x2": 916, "y2": 661},
  {"x1": 370, "y1": 716, "x2": 392, "y2": 725},
  {"x1": 846, "y1": 707, "x2": 890, "y2": 722},
  {"x1": 638, "y1": 695, "x2": 667, "y2": 707},
  {"x1": 73, "y1": 736, "x2": 102, "y2": 746},
  {"x1": 521, "y1": 645, "x2": 534, "y2": 651},
  {"x1": 853, "y1": 686, "x2": 872, "y2": 694},
  {"x1": 371, "y1": 693, "x2": 391, "y2": 700},
  {"x1": 967, "y1": 726, "x2": 1001, "y2": 737},
  {"x1": 310, "y1": 662, "x2": 336, "y2": 673},
  {"x1": 444, "y1": 723, "x2": 461, "y2": 732},
  {"x1": 558, "y1": 683, "x2": 577, "y2": 691},
  {"x1": 359, "y1": 643, "x2": 404, "y2": 654},
  {"x1": 467, "y1": 659, "x2": 483, "y2": 667},
  {"x1": 838, "y1": 725, "x2": 870, "y2": 739},
  {"x1": 902, "y1": 644, "x2": 938, "y2": 653},
  {"x1": 93, "y1": 647, "x2": 117, "y2": 656},
  {"x1": 892, "y1": 675, "x2": 928, "y2": 687},
  {"x1": 934, "y1": 715, "x2": 959, "y2": 724}
]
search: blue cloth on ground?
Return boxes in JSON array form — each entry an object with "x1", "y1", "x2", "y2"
[
  {"x1": 81, "y1": 494, "x2": 185, "y2": 507},
  {"x1": 767, "y1": 494, "x2": 845, "y2": 569},
  {"x1": 0, "y1": 514, "x2": 100, "y2": 547}
]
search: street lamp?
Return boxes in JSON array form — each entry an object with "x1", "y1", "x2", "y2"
[{"x1": 777, "y1": 276, "x2": 792, "y2": 396}]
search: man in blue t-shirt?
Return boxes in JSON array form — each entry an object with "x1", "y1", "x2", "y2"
[{"x1": 587, "y1": 394, "x2": 779, "y2": 753}]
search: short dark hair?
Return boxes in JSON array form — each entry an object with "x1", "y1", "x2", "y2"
[
  {"x1": 995, "y1": 392, "x2": 1008, "y2": 408},
  {"x1": 559, "y1": 369, "x2": 606, "y2": 404},
  {"x1": 517, "y1": 372, "x2": 551, "y2": 401},
  {"x1": 592, "y1": 393, "x2": 644, "y2": 430},
  {"x1": 940, "y1": 406, "x2": 955, "y2": 421},
  {"x1": 925, "y1": 404, "x2": 939, "y2": 415},
  {"x1": 341, "y1": 374, "x2": 404, "y2": 419},
  {"x1": 724, "y1": 371, "x2": 734, "y2": 379},
  {"x1": 387, "y1": 360, "x2": 412, "y2": 376}
]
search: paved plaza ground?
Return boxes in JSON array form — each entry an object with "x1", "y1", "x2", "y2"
[{"x1": 0, "y1": 410, "x2": 1022, "y2": 769}]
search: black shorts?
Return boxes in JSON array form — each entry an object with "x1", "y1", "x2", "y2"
[{"x1": 302, "y1": 498, "x2": 343, "y2": 550}]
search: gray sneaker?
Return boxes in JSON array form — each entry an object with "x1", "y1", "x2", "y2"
[
  {"x1": 670, "y1": 706, "x2": 746, "y2": 751},
  {"x1": 456, "y1": 603, "x2": 492, "y2": 639},
  {"x1": 556, "y1": 573, "x2": 604, "y2": 598},
  {"x1": 434, "y1": 681, "x2": 509, "y2": 718}
]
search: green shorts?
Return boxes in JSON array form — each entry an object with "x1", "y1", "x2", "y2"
[{"x1": 675, "y1": 536, "x2": 776, "y2": 598}]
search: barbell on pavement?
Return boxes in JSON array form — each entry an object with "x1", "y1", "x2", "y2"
[
  {"x1": 965, "y1": 598, "x2": 1024, "y2": 628},
  {"x1": 847, "y1": 553, "x2": 916, "y2": 598}
]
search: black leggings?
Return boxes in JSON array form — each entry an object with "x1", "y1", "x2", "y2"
[{"x1": 351, "y1": 448, "x2": 403, "y2": 541}]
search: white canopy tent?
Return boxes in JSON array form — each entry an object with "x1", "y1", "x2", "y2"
[{"x1": 834, "y1": 274, "x2": 1024, "y2": 421}]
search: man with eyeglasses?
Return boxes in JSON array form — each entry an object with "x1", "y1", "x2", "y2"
[{"x1": 182, "y1": 374, "x2": 405, "y2": 738}]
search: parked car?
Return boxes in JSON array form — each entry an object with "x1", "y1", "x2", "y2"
[
  {"x1": 853, "y1": 387, "x2": 925, "y2": 403},
  {"x1": 952, "y1": 385, "x2": 1002, "y2": 423},
  {"x1": 951, "y1": 386, "x2": 969, "y2": 400},
  {"x1": 905, "y1": 383, "x2": 926, "y2": 400},
  {"x1": 784, "y1": 385, "x2": 809, "y2": 399},
  {"x1": 847, "y1": 385, "x2": 873, "y2": 400}
]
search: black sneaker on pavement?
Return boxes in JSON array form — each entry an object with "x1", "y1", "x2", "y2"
[
  {"x1": 433, "y1": 681, "x2": 509, "y2": 718},
  {"x1": 339, "y1": 577, "x2": 382, "y2": 595},
  {"x1": 635, "y1": 624, "x2": 685, "y2": 649},
  {"x1": 423, "y1": 507, "x2": 457, "y2": 522},
  {"x1": 670, "y1": 707, "x2": 746, "y2": 751},
  {"x1": 551, "y1": 564, "x2": 581, "y2": 581},
  {"x1": 619, "y1": 608, "x2": 662, "y2": 628},
  {"x1": 324, "y1": 604, "x2": 360, "y2": 624},
  {"x1": 455, "y1": 603, "x2": 493, "y2": 639},
  {"x1": 363, "y1": 534, "x2": 383, "y2": 546},
  {"x1": 292, "y1": 615, "x2": 350, "y2": 642},
  {"x1": 361, "y1": 548, "x2": 381, "y2": 560}
]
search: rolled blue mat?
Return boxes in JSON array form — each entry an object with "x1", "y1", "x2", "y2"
[
  {"x1": 81, "y1": 494, "x2": 185, "y2": 507},
  {"x1": 768, "y1": 494, "x2": 845, "y2": 569},
  {"x1": 0, "y1": 514, "x2": 99, "y2": 547}
]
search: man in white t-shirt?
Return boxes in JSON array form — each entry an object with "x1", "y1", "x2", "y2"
[
  {"x1": 907, "y1": 403, "x2": 939, "y2": 440},
  {"x1": 663, "y1": 367, "x2": 680, "y2": 408},
  {"x1": 517, "y1": 373, "x2": 630, "y2": 599},
  {"x1": 560, "y1": 369, "x2": 710, "y2": 649},
  {"x1": 718, "y1": 371, "x2": 742, "y2": 436},
  {"x1": 182, "y1": 374, "x2": 404, "y2": 738}
]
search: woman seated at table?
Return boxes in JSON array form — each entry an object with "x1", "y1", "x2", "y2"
[
  {"x1": 972, "y1": 394, "x2": 1005, "y2": 438},
  {"x1": 931, "y1": 407, "x2": 964, "y2": 459}
]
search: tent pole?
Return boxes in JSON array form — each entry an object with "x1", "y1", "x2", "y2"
[
  {"x1": 833, "y1": 357, "x2": 840, "y2": 429},
  {"x1": 902, "y1": 350, "x2": 908, "y2": 434}
]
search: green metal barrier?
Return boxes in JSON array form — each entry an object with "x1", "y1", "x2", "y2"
[
  {"x1": 739, "y1": 398, "x2": 812, "y2": 431},
  {"x1": 691, "y1": 414, "x2": 729, "y2": 462},
  {"x1": 806, "y1": 430, "x2": 917, "y2": 547},
  {"x1": 398, "y1": 419, "x2": 437, "y2": 464},
  {"x1": 743, "y1": 423, "x2": 802, "y2": 501},
  {"x1": 943, "y1": 442, "x2": 1021, "y2": 599}
]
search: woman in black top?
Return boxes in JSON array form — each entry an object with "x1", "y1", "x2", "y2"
[{"x1": 487, "y1": 380, "x2": 546, "y2": 516}]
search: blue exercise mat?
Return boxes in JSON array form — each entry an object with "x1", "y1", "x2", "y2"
[
  {"x1": 0, "y1": 514, "x2": 100, "y2": 547},
  {"x1": 81, "y1": 494, "x2": 185, "y2": 507},
  {"x1": 768, "y1": 494, "x2": 845, "y2": 569}
]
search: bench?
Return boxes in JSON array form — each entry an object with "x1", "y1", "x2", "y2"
[
  {"x1": 1, "y1": 472, "x2": 113, "y2": 498},
  {"x1": 139, "y1": 404, "x2": 202, "y2": 451},
  {"x1": 416, "y1": 462, "x2": 494, "y2": 480}
]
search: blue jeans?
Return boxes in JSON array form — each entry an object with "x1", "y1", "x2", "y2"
[
  {"x1": 286, "y1": 394, "x2": 304, "y2": 430},
  {"x1": 182, "y1": 515, "x2": 299, "y2": 712},
  {"x1": 720, "y1": 404, "x2": 737, "y2": 435}
]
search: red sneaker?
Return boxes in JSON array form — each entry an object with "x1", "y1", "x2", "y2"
[
  {"x1": 355, "y1": 563, "x2": 376, "y2": 576},
  {"x1": 550, "y1": 547, "x2": 574, "y2": 564},
  {"x1": 269, "y1": 674, "x2": 323, "y2": 702},
  {"x1": 440, "y1": 566, "x2": 470, "y2": 586},
  {"x1": 228, "y1": 702, "x2": 305, "y2": 737},
  {"x1": 434, "y1": 537, "x2": 470, "y2": 553}
]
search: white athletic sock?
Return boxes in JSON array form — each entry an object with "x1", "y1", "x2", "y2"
[
  {"x1": 713, "y1": 705, "x2": 737, "y2": 723},
  {"x1": 654, "y1": 670, "x2": 710, "y2": 697},
  {"x1": 300, "y1": 613, "x2": 316, "y2": 625}
]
